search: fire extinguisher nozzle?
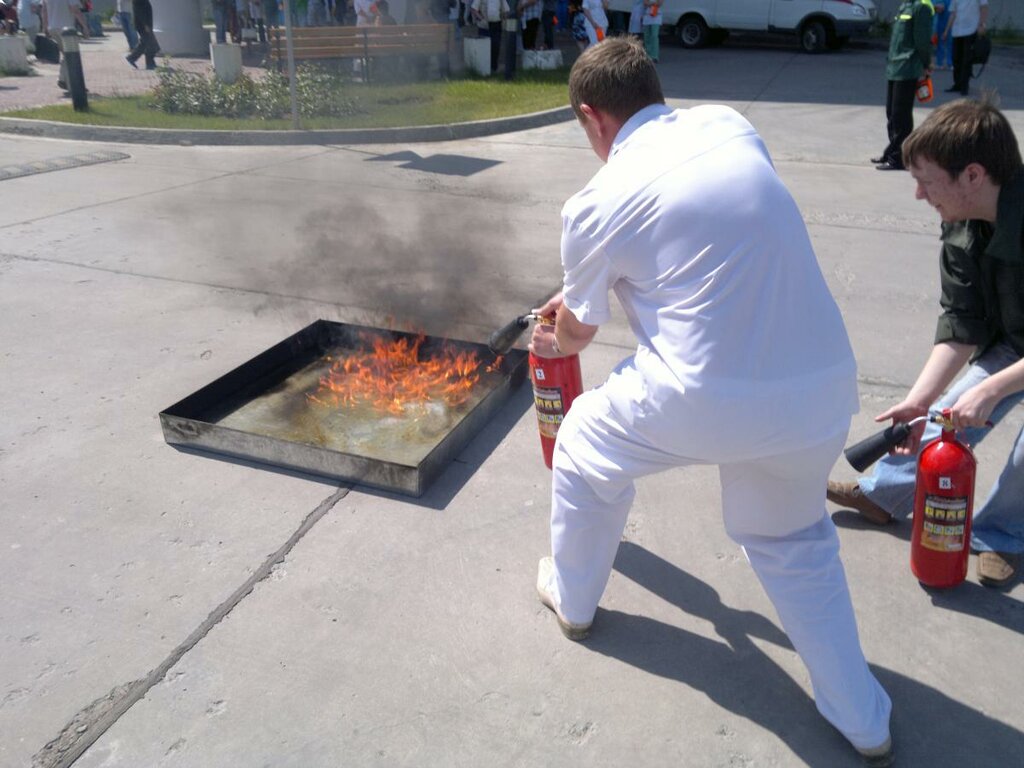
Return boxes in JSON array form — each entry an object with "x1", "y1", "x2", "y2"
[
  {"x1": 844, "y1": 422, "x2": 914, "y2": 472},
  {"x1": 487, "y1": 315, "x2": 533, "y2": 356}
]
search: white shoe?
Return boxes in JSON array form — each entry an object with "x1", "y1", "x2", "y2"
[
  {"x1": 856, "y1": 736, "x2": 894, "y2": 767},
  {"x1": 536, "y1": 556, "x2": 591, "y2": 641}
]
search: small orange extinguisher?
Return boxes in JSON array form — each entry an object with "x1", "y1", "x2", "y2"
[
  {"x1": 910, "y1": 408, "x2": 976, "y2": 588},
  {"x1": 488, "y1": 312, "x2": 584, "y2": 469}
]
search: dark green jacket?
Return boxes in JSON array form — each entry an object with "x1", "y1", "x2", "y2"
[
  {"x1": 885, "y1": 0, "x2": 934, "y2": 81},
  {"x1": 936, "y1": 171, "x2": 1024, "y2": 359}
]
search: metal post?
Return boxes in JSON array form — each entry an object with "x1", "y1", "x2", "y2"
[
  {"x1": 61, "y1": 27, "x2": 88, "y2": 112},
  {"x1": 503, "y1": 15, "x2": 517, "y2": 80},
  {"x1": 281, "y1": 0, "x2": 300, "y2": 129}
]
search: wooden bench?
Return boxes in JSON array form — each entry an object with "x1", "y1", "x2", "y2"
[{"x1": 269, "y1": 25, "x2": 451, "y2": 82}]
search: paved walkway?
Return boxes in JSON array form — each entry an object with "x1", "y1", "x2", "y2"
[{"x1": 1, "y1": 26, "x2": 274, "y2": 113}]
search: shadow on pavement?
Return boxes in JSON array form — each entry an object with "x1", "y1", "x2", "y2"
[{"x1": 583, "y1": 541, "x2": 1024, "y2": 765}]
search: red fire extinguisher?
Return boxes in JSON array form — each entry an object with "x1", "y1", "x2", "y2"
[
  {"x1": 910, "y1": 408, "x2": 977, "y2": 588},
  {"x1": 528, "y1": 322, "x2": 583, "y2": 468},
  {"x1": 487, "y1": 312, "x2": 584, "y2": 469}
]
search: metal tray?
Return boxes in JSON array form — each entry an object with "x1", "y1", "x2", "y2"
[{"x1": 159, "y1": 320, "x2": 528, "y2": 496}]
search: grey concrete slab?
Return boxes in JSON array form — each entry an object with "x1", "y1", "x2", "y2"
[{"x1": 2, "y1": 40, "x2": 1023, "y2": 768}]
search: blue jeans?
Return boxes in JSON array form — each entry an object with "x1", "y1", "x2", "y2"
[
  {"x1": 213, "y1": 5, "x2": 228, "y2": 43},
  {"x1": 116, "y1": 10, "x2": 139, "y2": 49},
  {"x1": 859, "y1": 342, "x2": 1024, "y2": 554},
  {"x1": 933, "y1": 8, "x2": 951, "y2": 67}
]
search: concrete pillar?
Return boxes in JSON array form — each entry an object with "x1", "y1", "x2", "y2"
[
  {"x1": 210, "y1": 42, "x2": 243, "y2": 83},
  {"x1": 153, "y1": 0, "x2": 209, "y2": 56},
  {"x1": 0, "y1": 35, "x2": 29, "y2": 74},
  {"x1": 463, "y1": 37, "x2": 490, "y2": 76}
]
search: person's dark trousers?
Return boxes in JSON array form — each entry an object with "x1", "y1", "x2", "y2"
[
  {"x1": 541, "y1": 8, "x2": 555, "y2": 47},
  {"x1": 128, "y1": 27, "x2": 159, "y2": 68},
  {"x1": 881, "y1": 78, "x2": 916, "y2": 168},
  {"x1": 213, "y1": 6, "x2": 228, "y2": 42},
  {"x1": 486, "y1": 20, "x2": 501, "y2": 72},
  {"x1": 523, "y1": 17, "x2": 539, "y2": 49},
  {"x1": 951, "y1": 33, "x2": 975, "y2": 94}
]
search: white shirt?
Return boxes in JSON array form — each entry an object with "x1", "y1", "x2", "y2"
[
  {"x1": 42, "y1": 0, "x2": 73, "y2": 32},
  {"x1": 582, "y1": 0, "x2": 606, "y2": 29},
  {"x1": 561, "y1": 104, "x2": 859, "y2": 458},
  {"x1": 949, "y1": 0, "x2": 987, "y2": 37},
  {"x1": 472, "y1": 0, "x2": 507, "y2": 24}
]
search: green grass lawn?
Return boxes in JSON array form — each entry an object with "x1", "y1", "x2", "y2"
[{"x1": 3, "y1": 69, "x2": 572, "y2": 130}]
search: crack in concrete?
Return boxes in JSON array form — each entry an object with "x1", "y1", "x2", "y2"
[{"x1": 31, "y1": 484, "x2": 352, "y2": 768}]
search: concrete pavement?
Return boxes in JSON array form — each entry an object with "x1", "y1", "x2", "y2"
[{"x1": 2, "y1": 39, "x2": 1024, "y2": 768}]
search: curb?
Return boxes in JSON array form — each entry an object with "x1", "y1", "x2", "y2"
[{"x1": 0, "y1": 105, "x2": 576, "y2": 146}]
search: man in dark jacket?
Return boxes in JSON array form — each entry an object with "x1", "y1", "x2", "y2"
[
  {"x1": 125, "y1": 0, "x2": 158, "y2": 70},
  {"x1": 829, "y1": 98, "x2": 1024, "y2": 589},
  {"x1": 872, "y1": 0, "x2": 933, "y2": 171}
]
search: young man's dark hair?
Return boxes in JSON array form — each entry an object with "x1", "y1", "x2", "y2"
[
  {"x1": 902, "y1": 96, "x2": 1024, "y2": 185},
  {"x1": 567, "y1": 37, "x2": 664, "y2": 122}
]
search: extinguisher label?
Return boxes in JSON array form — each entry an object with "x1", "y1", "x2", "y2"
[
  {"x1": 921, "y1": 495, "x2": 969, "y2": 552},
  {"x1": 533, "y1": 385, "x2": 565, "y2": 438}
]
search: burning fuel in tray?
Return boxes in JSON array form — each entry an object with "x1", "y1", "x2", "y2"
[{"x1": 159, "y1": 321, "x2": 528, "y2": 496}]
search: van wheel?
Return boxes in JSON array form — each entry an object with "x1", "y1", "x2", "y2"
[
  {"x1": 677, "y1": 15, "x2": 709, "y2": 48},
  {"x1": 800, "y1": 20, "x2": 827, "y2": 53}
]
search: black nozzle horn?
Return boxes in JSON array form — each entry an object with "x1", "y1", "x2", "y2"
[
  {"x1": 487, "y1": 315, "x2": 531, "y2": 355},
  {"x1": 843, "y1": 422, "x2": 914, "y2": 472}
]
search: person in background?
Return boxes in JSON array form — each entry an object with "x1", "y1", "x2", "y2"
[
  {"x1": 16, "y1": 0, "x2": 41, "y2": 42},
  {"x1": 827, "y1": 98, "x2": 1024, "y2": 590},
  {"x1": 471, "y1": 0, "x2": 507, "y2": 74},
  {"x1": 627, "y1": 0, "x2": 642, "y2": 39},
  {"x1": 1, "y1": 0, "x2": 18, "y2": 32},
  {"x1": 41, "y1": 0, "x2": 89, "y2": 90},
  {"x1": 872, "y1": 0, "x2": 932, "y2": 171},
  {"x1": 943, "y1": 0, "x2": 987, "y2": 96},
  {"x1": 579, "y1": 0, "x2": 605, "y2": 47},
  {"x1": 125, "y1": 0, "x2": 158, "y2": 69},
  {"x1": 249, "y1": 0, "x2": 265, "y2": 42},
  {"x1": 354, "y1": 0, "x2": 375, "y2": 25},
  {"x1": 519, "y1": 0, "x2": 540, "y2": 50},
  {"x1": 932, "y1": 0, "x2": 951, "y2": 69},
  {"x1": 375, "y1": 0, "x2": 396, "y2": 24},
  {"x1": 114, "y1": 0, "x2": 137, "y2": 48},
  {"x1": 211, "y1": 0, "x2": 229, "y2": 42},
  {"x1": 641, "y1": 0, "x2": 659, "y2": 61},
  {"x1": 539, "y1": 0, "x2": 556, "y2": 48},
  {"x1": 532, "y1": 37, "x2": 893, "y2": 766},
  {"x1": 568, "y1": 0, "x2": 586, "y2": 51},
  {"x1": 306, "y1": 0, "x2": 328, "y2": 25}
]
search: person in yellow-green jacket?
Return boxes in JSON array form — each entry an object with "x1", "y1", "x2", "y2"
[{"x1": 873, "y1": 0, "x2": 934, "y2": 171}]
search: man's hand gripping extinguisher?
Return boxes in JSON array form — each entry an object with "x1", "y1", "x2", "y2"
[
  {"x1": 843, "y1": 407, "x2": 977, "y2": 588},
  {"x1": 488, "y1": 313, "x2": 584, "y2": 469}
]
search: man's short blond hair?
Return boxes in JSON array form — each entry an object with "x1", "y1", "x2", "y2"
[
  {"x1": 568, "y1": 37, "x2": 664, "y2": 122},
  {"x1": 903, "y1": 96, "x2": 1023, "y2": 185}
]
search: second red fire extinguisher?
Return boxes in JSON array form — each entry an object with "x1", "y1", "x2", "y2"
[{"x1": 910, "y1": 408, "x2": 977, "y2": 589}]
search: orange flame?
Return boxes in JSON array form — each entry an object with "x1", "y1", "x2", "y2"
[{"x1": 309, "y1": 333, "x2": 496, "y2": 415}]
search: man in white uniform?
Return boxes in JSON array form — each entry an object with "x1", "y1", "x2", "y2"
[{"x1": 531, "y1": 38, "x2": 893, "y2": 766}]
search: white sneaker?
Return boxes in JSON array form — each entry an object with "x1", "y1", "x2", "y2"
[
  {"x1": 536, "y1": 556, "x2": 591, "y2": 641},
  {"x1": 856, "y1": 736, "x2": 894, "y2": 767}
]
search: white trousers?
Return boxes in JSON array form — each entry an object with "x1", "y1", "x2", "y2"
[{"x1": 544, "y1": 376, "x2": 892, "y2": 750}]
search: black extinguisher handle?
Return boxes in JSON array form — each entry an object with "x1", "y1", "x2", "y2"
[{"x1": 843, "y1": 418, "x2": 926, "y2": 472}]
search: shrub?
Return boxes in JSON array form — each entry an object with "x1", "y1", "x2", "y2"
[{"x1": 151, "y1": 64, "x2": 363, "y2": 119}]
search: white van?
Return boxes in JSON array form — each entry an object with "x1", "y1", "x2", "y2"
[{"x1": 607, "y1": 0, "x2": 878, "y2": 53}]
